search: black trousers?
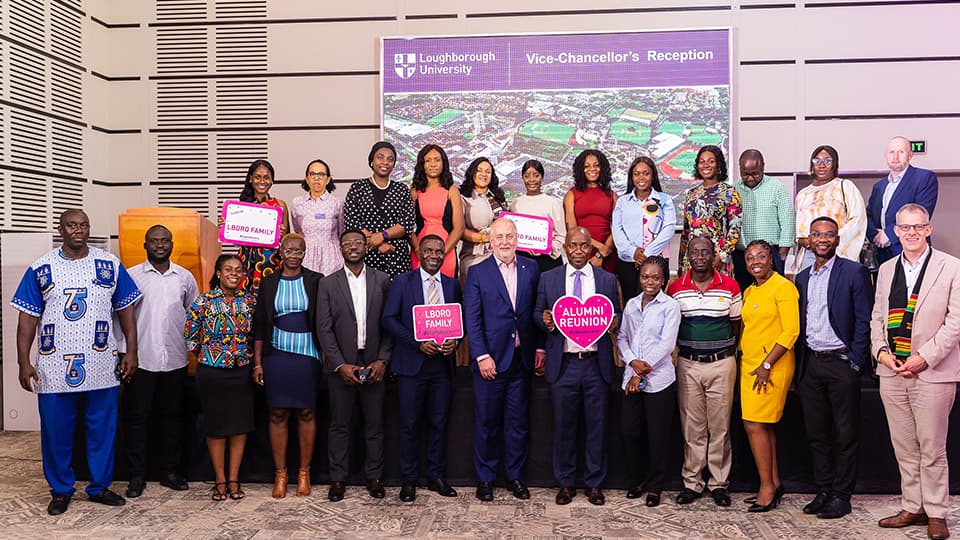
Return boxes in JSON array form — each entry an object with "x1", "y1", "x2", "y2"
[
  {"x1": 617, "y1": 259, "x2": 641, "y2": 304},
  {"x1": 123, "y1": 366, "x2": 187, "y2": 479},
  {"x1": 327, "y1": 351, "x2": 386, "y2": 482},
  {"x1": 620, "y1": 381, "x2": 677, "y2": 493},
  {"x1": 397, "y1": 357, "x2": 453, "y2": 483},
  {"x1": 799, "y1": 349, "x2": 861, "y2": 500}
]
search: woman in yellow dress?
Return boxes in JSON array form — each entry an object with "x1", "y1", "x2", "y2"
[{"x1": 740, "y1": 239, "x2": 799, "y2": 512}]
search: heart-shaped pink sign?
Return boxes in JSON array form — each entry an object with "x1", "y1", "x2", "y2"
[{"x1": 552, "y1": 294, "x2": 614, "y2": 349}]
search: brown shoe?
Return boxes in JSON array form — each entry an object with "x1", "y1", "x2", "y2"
[
  {"x1": 272, "y1": 469, "x2": 288, "y2": 499},
  {"x1": 879, "y1": 510, "x2": 929, "y2": 528},
  {"x1": 556, "y1": 487, "x2": 575, "y2": 505},
  {"x1": 296, "y1": 468, "x2": 311, "y2": 497},
  {"x1": 928, "y1": 518, "x2": 950, "y2": 539}
]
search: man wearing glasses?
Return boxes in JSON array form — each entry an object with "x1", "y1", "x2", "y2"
[
  {"x1": 872, "y1": 204, "x2": 960, "y2": 540},
  {"x1": 794, "y1": 217, "x2": 873, "y2": 519},
  {"x1": 866, "y1": 137, "x2": 938, "y2": 264}
]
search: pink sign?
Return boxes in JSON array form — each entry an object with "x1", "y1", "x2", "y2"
[
  {"x1": 413, "y1": 303, "x2": 464, "y2": 345},
  {"x1": 552, "y1": 294, "x2": 614, "y2": 349},
  {"x1": 501, "y1": 211, "x2": 553, "y2": 255},
  {"x1": 219, "y1": 199, "x2": 283, "y2": 248}
]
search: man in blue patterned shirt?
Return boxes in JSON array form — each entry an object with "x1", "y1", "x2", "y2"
[{"x1": 11, "y1": 209, "x2": 142, "y2": 516}]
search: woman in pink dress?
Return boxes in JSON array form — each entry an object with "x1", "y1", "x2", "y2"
[
  {"x1": 564, "y1": 149, "x2": 618, "y2": 273},
  {"x1": 410, "y1": 144, "x2": 464, "y2": 278},
  {"x1": 289, "y1": 158, "x2": 344, "y2": 276}
]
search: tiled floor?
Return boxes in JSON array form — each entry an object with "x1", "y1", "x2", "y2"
[{"x1": 0, "y1": 431, "x2": 952, "y2": 539}]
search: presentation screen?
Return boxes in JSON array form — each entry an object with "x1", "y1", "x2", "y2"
[{"x1": 381, "y1": 29, "x2": 731, "y2": 201}]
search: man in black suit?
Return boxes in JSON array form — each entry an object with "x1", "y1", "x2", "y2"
[
  {"x1": 382, "y1": 235, "x2": 462, "y2": 502},
  {"x1": 535, "y1": 227, "x2": 620, "y2": 506},
  {"x1": 316, "y1": 229, "x2": 393, "y2": 502},
  {"x1": 795, "y1": 217, "x2": 873, "y2": 519}
]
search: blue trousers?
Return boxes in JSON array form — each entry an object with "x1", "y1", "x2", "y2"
[
  {"x1": 550, "y1": 355, "x2": 609, "y2": 488},
  {"x1": 472, "y1": 350, "x2": 530, "y2": 483},
  {"x1": 38, "y1": 386, "x2": 119, "y2": 497}
]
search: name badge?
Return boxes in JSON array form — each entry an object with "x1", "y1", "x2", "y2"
[{"x1": 314, "y1": 213, "x2": 326, "y2": 219}]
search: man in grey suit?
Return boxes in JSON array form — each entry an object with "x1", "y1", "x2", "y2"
[
  {"x1": 872, "y1": 204, "x2": 960, "y2": 540},
  {"x1": 316, "y1": 228, "x2": 393, "y2": 502}
]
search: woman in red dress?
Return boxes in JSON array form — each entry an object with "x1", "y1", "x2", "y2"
[
  {"x1": 564, "y1": 149, "x2": 618, "y2": 273},
  {"x1": 410, "y1": 144, "x2": 464, "y2": 278}
]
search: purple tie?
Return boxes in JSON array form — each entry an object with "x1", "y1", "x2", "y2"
[{"x1": 573, "y1": 270, "x2": 583, "y2": 299}]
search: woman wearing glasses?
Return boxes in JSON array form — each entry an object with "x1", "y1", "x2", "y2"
[
  {"x1": 289, "y1": 159, "x2": 344, "y2": 275},
  {"x1": 792, "y1": 145, "x2": 867, "y2": 271},
  {"x1": 252, "y1": 233, "x2": 324, "y2": 499}
]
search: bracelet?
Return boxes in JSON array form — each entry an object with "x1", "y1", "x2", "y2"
[
  {"x1": 381, "y1": 230, "x2": 389, "y2": 240},
  {"x1": 253, "y1": 365, "x2": 263, "y2": 370}
]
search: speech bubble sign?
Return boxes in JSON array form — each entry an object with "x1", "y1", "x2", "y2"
[
  {"x1": 552, "y1": 294, "x2": 614, "y2": 349},
  {"x1": 501, "y1": 211, "x2": 553, "y2": 254},
  {"x1": 219, "y1": 199, "x2": 283, "y2": 248},
  {"x1": 413, "y1": 303, "x2": 464, "y2": 345}
]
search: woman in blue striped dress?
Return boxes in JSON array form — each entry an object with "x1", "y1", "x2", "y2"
[{"x1": 252, "y1": 233, "x2": 324, "y2": 499}]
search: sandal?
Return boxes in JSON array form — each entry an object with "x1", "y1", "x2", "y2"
[
  {"x1": 211, "y1": 482, "x2": 227, "y2": 501},
  {"x1": 227, "y1": 480, "x2": 245, "y2": 500}
]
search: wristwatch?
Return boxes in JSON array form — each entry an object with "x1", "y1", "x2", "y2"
[
  {"x1": 594, "y1": 252, "x2": 603, "y2": 260},
  {"x1": 762, "y1": 361, "x2": 772, "y2": 370}
]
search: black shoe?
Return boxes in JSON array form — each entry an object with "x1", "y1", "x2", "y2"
[
  {"x1": 47, "y1": 494, "x2": 71, "y2": 516},
  {"x1": 555, "y1": 486, "x2": 575, "y2": 505},
  {"x1": 125, "y1": 477, "x2": 145, "y2": 498},
  {"x1": 626, "y1": 485, "x2": 644, "y2": 499},
  {"x1": 506, "y1": 479, "x2": 530, "y2": 500},
  {"x1": 428, "y1": 478, "x2": 457, "y2": 497},
  {"x1": 88, "y1": 489, "x2": 126, "y2": 507},
  {"x1": 159, "y1": 472, "x2": 189, "y2": 491},
  {"x1": 327, "y1": 481, "x2": 345, "y2": 502},
  {"x1": 711, "y1": 488, "x2": 731, "y2": 507},
  {"x1": 743, "y1": 495, "x2": 757, "y2": 505},
  {"x1": 676, "y1": 488, "x2": 703, "y2": 505},
  {"x1": 773, "y1": 484, "x2": 785, "y2": 507},
  {"x1": 585, "y1": 487, "x2": 605, "y2": 506},
  {"x1": 646, "y1": 493, "x2": 661, "y2": 507},
  {"x1": 803, "y1": 491, "x2": 830, "y2": 515},
  {"x1": 366, "y1": 479, "x2": 385, "y2": 499},
  {"x1": 748, "y1": 500, "x2": 776, "y2": 513},
  {"x1": 399, "y1": 483, "x2": 416, "y2": 502},
  {"x1": 816, "y1": 495, "x2": 852, "y2": 519},
  {"x1": 475, "y1": 482, "x2": 494, "y2": 501}
]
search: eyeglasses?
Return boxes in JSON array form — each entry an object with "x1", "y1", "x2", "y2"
[
  {"x1": 282, "y1": 248, "x2": 305, "y2": 255},
  {"x1": 896, "y1": 223, "x2": 930, "y2": 232},
  {"x1": 307, "y1": 172, "x2": 329, "y2": 179},
  {"x1": 809, "y1": 232, "x2": 838, "y2": 240},
  {"x1": 811, "y1": 158, "x2": 834, "y2": 166}
]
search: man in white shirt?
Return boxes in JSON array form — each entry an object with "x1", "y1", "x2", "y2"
[{"x1": 123, "y1": 225, "x2": 199, "y2": 498}]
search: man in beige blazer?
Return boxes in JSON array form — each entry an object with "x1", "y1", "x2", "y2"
[{"x1": 871, "y1": 203, "x2": 960, "y2": 540}]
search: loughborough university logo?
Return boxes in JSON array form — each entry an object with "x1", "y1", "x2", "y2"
[{"x1": 394, "y1": 53, "x2": 416, "y2": 79}]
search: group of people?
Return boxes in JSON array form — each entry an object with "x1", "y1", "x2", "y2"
[{"x1": 11, "y1": 137, "x2": 957, "y2": 540}]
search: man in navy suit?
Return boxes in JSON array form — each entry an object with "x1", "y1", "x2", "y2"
[
  {"x1": 535, "y1": 227, "x2": 621, "y2": 506},
  {"x1": 795, "y1": 217, "x2": 873, "y2": 519},
  {"x1": 382, "y1": 235, "x2": 461, "y2": 502},
  {"x1": 464, "y1": 218, "x2": 543, "y2": 501},
  {"x1": 866, "y1": 136, "x2": 938, "y2": 263}
]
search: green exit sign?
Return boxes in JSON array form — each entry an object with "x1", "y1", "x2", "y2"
[{"x1": 911, "y1": 140, "x2": 926, "y2": 153}]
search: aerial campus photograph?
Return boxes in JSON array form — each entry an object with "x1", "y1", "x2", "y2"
[{"x1": 383, "y1": 86, "x2": 729, "y2": 202}]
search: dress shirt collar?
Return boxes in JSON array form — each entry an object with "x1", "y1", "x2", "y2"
[
  {"x1": 346, "y1": 264, "x2": 366, "y2": 280},
  {"x1": 901, "y1": 245, "x2": 931, "y2": 270},
  {"x1": 496, "y1": 256, "x2": 517, "y2": 270},
  {"x1": 420, "y1": 267, "x2": 440, "y2": 284},
  {"x1": 566, "y1": 263, "x2": 591, "y2": 279},
  {"x1": 888, "y1": 164, "x2": 910, "y2": 184},
  {"x1": 810, "y1": 254, "x2": 837, "y2": 276},
  {"x1": 142, "y1": 260, "x2": 179, "y2": 276}
]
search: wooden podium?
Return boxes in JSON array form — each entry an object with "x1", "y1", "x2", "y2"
[{"x1": 118, "y1": 207, "x2": 221, "y2": 292}]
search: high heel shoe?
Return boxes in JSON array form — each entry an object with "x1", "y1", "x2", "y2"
[
  {"x1": 296, "y1": 468, "x2": 311, "y2": 497},
  {"x1": 272, "y1": 469, "x2": 288, "y2": 499},
  {"x1": 744, "y1": 484, "x2": 783, "y2": 506}
]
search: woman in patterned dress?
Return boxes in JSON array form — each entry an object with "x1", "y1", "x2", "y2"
[
  {"x1": 184, "y1": 254, "x2": 256, "y2": 501},
  {"x1": 563, "y1": 149, "x2": 618, "y2": 273},
  {"x1": 235, "y1": 159, "x2": 290, "y2": 298},
  {"x1": 791, "y1": 145, "x2": 867, "y2": 272},
  {"x1": 289, "y1": 159, "x2": 344, "y2": 275},
  {"x1": 678, "y1": 145, "x2": 742, "y2": 275},
  {"x1": 410, "y1": 144, "x2": 464, "y2": 279},
  {"x1": 343, "y1": 141, "x2": 417, "y2": 277},
  {"x1": 459, "y1": 156, "x2": 507, "y2": 285}
]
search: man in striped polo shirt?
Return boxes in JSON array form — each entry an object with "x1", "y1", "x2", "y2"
[{"x1": 667, "y1": 236, "x2": 742, "y2": 507}]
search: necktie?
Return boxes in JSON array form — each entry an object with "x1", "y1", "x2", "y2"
[
  {"x1": 428, "y1": 276, "x2": 440, "y2": 305},
  {"x1": 573, "y1": 270, "x2": 583, "y2": 299}
]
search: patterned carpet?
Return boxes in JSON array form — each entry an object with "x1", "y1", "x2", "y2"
[{"x1": 0, "y1": 431, "x2": 951, "y2": 539}]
